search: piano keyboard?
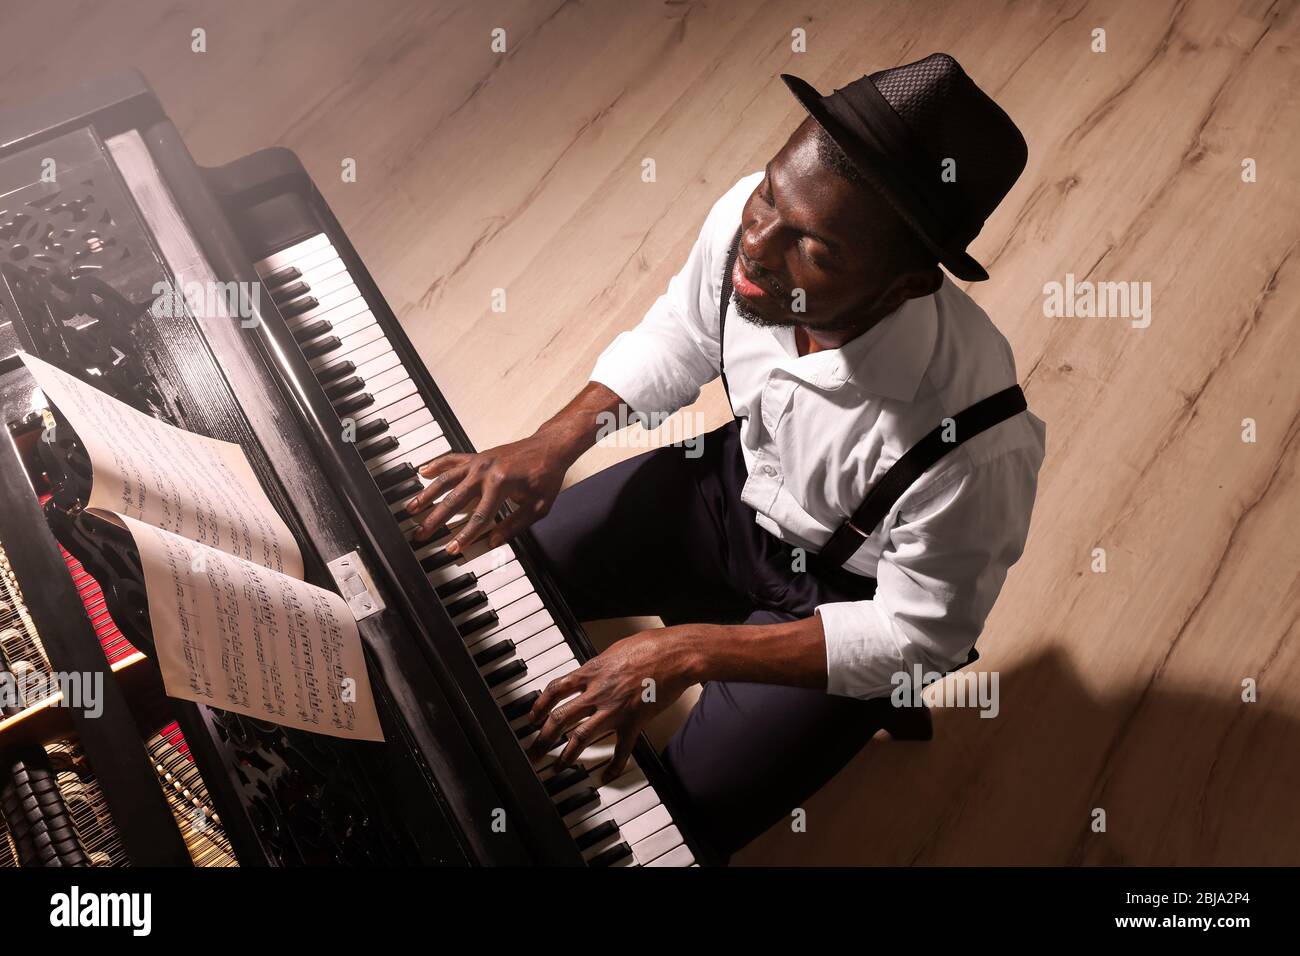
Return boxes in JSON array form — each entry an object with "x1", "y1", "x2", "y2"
[{"x1": 253, "y1": 235, "x2": 695, "y2": 868}]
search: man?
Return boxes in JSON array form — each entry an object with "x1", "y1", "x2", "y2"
[{"x1": 407, "y1": 53, "x2": 1046, "y2": 860}]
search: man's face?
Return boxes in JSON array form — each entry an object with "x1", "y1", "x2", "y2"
[{"x1": 733, "y1": 119, "x2": 931, "y2": 334}]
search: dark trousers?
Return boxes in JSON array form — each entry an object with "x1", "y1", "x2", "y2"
[{"x1": 530, "y1": 421, "x2": 907, "y2": 860}]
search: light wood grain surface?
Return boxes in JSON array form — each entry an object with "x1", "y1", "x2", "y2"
[{"x1": 3, "y1": 0, "x2": 1296, "y2": 865}]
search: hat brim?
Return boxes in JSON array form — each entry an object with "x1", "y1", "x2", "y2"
[{"x1": 780, "y1": 73, "x2": 989, "y2": 282}]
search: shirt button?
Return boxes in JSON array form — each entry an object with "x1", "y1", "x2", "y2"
[{"x1": 761, "y1": 464, "x2": 777, "y2": 477}]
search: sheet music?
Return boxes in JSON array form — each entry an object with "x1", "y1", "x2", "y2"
[
  {"x1": 120, "y1": 515, "x2": 383, "y2": 741},
  {"x1": 20, "y1": 351, "x2": 303, "y2": 578}
]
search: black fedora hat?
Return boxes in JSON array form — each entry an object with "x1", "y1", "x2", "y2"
[{"x1": 782, "y1": 53, "x2": 1028, "y2": 281}]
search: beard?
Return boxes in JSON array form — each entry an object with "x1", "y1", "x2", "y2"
[
  {"x1": 733, "y1": 292, "x2": 872, "y2": 334},
  {"x1": 733, "y1": 293, "x2": 796, "y2": 328}
]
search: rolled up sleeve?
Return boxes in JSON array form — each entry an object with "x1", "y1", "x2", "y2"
[
  {"x1": 816, "y1": 448, "x2": 1041, "y2": 699},
  {"x1": 590, "y1": 173, "x2": 759, "y2": 420}
]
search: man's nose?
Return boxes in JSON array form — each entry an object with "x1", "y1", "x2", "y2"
[{"x1": 742, "y1": 220, "x2": 782, "y2": 274}]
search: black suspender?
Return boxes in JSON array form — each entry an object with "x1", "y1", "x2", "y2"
[
  {"x1": 718, "y1": 226, "x2": 742, "y2": 406},
  {"x1": 816, "y1": 384, "x2": 1027, "y2": 568},
  {"x1": 717, "y1": 225, "x2": 1028, "y2": 571}
]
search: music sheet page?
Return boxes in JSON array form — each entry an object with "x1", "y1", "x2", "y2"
[
  {"x1": 120, "y1": 514, "x2": 383, "y2": 741},
  {"x1": 20, "y1": 351, "x2": 303, "y2": 578}
]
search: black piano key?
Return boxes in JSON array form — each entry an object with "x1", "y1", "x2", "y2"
[
  {"x1": 360, "y1": 435, "x2": 400, "y2": 462},
  {"x1": 457, "y1": 609, "x2": 498, "y2": 638},
  {"x1": 316, "y1": 358, "x2": 356, "y2": 384},
  {"x1": 302, "y1": 334, "x2": 340, "y2": 360},
  {"x1": 262, "y1": 265, "x2": 301, "y2": 289},
  {"x1": 555, "y1": 788, "x2": 599, "y2": 817},
  {"x1": 420, "y1": 548, "x2": 459, "y2": 574},
  {"x1": 279, "y1": 295, "x2": 319, "y2": 319},
  {"x1": 574, "y1": 819, "x2": 620, "y2": 852},
  {"x1": 483, "y1": 658, "x2": 526, "y2": 688},
  {"x1": 373, "y1": 461, "x2": 416, "y2": 490},
  {"x1": 353, "y1": 417, "x2": 388, "y2": 443},
  {"x1": 293, "y1": 318, "x2": 333, "y2": 343},
  {"x1": 445, "y1": 590, "x2": 488, "y2": 618},
  {"x1": 383, "y1": 478, "x2": 424, "y2": 506},
  {"x1": 472, "y1": 638, "x2": 513, "y2": 668},
  {"x1": 325, "y1": 375, "x2": 364, "y2": 403},
  {"x1": 543, "y1": 766, "x2": 587, "y2": 796},
  {"x1": 272, "y1": 279, "x2": 311, "y2": 304},
  {"x1": 334, "y1": 392, "x2": 373, "y2": 416},
  {"x1": 502, "y1": 690, "x2": 539, "y2": 722},
  {"x1": 435, "y1": 571, "x2": 476, "y2": 600},
  {"x1": 588, "y1": 841, "x2": 633, "y2": 868}
]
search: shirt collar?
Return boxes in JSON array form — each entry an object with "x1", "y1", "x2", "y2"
[{"x1": 768, "y1": 289, "x2": 938, "y2": 401}]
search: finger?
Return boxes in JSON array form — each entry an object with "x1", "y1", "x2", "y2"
[
  {"x1": 548, "y1": 714, "x2": 611, "y2": 767},
  {"x1": 486, "y1": 497, "x2": 552, "y2": 548},
  {"x1": 445, "y1": 477, "x2": 505, "y2": 555},
  {"x1": 527, "y1": 698, "x2": 597, "y2": 759},
  {"x1": 405, "y1": 462, "x2": 470, "y2": 515},
  {"x1": 485, "y1": 508, "x2": 535, "y2": 549},
  {"x1": 528, "y1": 671, "x2": 585, "y2": 727},
  {"x1": 418, "y1": 451, "x2": 468, "y2": 479},
  {"x1": 412, "y1": 476, "x2": 481, "y2": 542},
  {"x1": 602, "y1": 731, "x2": 638, "y2": 783},
  {"x1": 555, "y1": 725, "x2": 611, "y2": 769}
]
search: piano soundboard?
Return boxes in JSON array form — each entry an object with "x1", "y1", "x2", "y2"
[{"x1": 0, "y1": 72, "x2": 709, "y2": 867}]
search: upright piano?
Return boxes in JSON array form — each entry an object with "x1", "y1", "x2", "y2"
[{"x1": 0, "y1": 72, "x2": 708, "y2": 867}]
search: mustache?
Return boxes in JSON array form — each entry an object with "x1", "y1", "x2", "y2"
[{"x1": 739, "y1": 253, "x2": 787, "y2": 300}]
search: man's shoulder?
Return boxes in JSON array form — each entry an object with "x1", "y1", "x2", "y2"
[{"x1": 898, "y1": 278, "x2": 1046, "y2": 491}]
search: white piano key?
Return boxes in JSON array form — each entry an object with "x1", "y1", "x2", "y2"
[
  {"x1": 620, "y1": 805, "x2": 674, "y2": 846},
  {"x1": 490, "y1": 645, "x2": 575, "y2": 700},
  {"x1": 315, "y1": 310, "x2": 377, "y2": 343},
  {"x1": 645, "y1": 845, "x2": 695, "y2": 867},
  {"x1": 351, "y1": 348, "x2": 404, "y2": 383},
  {"x1": 562, "y1": 769, "x2": 652, "y2": 828},
  {"x1": 497, "y1": 623, "x2": 565, "y2": 664},
  {"x1": 295, "y1": 295, "x2": 369, "y2": 334},
  {"x1": 291, "y1": 268, "x2": 355, "y2": 301},
  {"x1": 280, "y1": 254, "x2": 349, "y2": 290},
  {"x1": 271, "y1": 245, "x2": 340, "y2": 278},
  {"x1": 367, "y1": 430, "x2": 449, "y2": 471},
  {"x1": 494, "y1": 659, "x2": 580, "y2": 707},
  {"x1": 361, "y1": 377, "x2": 420, "y2": 419},
  {"x1": 425, "y1": 543, "x2": 514, "y2": 586},
  {"x1": 474, "y1": 558, "x2": 527, "y2": 594},
  {"x1": 291, "y1": 285, "x2": 364, "y2": 323},
  {"x1": 354, "y1": 365, "x2": 410, "y2": 399},
  {"x1": 469, "y1": 592, "x2": 546, "y2": 644},
  {"x1": 319, "y1": 336, "x2": 390, "y2": 372},
  {"x1": 328, "y1": 322, "x2": 386, "y2": 356},
  {"x1": 356, "y1": 391, "x2": 424, "y2": 429},
  {"x1": 631, "y1": 824, "x2": 684, "y2": 865},
  {"x1": 567, "y1": 787, "x2": 661, "y2": 841},
  {"x1": 254, "y1": 233, "x2": 331, "y2": 272},
  {"x1": 468, "y1": 609, "x2": 556, "y2": 656},
  {"x1": 386, "y1": 405, "x2": 436, "y2": 439},
  {"x1": 452, "y1": 576, "x2": 533, "y2": 627}
]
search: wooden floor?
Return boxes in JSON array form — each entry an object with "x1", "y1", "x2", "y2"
[{"x1": 4, "y1": 0, "x2": 1297, "y2": 865}]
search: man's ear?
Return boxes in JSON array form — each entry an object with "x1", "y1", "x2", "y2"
[{"x1": 880, "y1": 265, "x2": 943, "y2": 312}]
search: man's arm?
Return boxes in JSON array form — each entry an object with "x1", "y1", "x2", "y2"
[
  {"x1": 403, "y1": 381, "x2": 623, "y2": 550},
  {"x1": 527, "y1": 446, "x2": 1043, "y2": 781}
]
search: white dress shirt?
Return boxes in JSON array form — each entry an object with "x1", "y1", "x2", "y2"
[{"x1": 590, "y1": 172, "x2": 1046, "y2": 699}]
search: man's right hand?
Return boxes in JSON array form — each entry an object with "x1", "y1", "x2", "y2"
[
  {"x1": 404, "y1": 381, "x2": 626, "y2": 555},
  {"x1": 404, "y1": 433, "x2": 570, "y2": 554}
]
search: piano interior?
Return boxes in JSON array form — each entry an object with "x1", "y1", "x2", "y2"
[{"x1": 0, "y1": 73, "x2": 707, "y2": 867}]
